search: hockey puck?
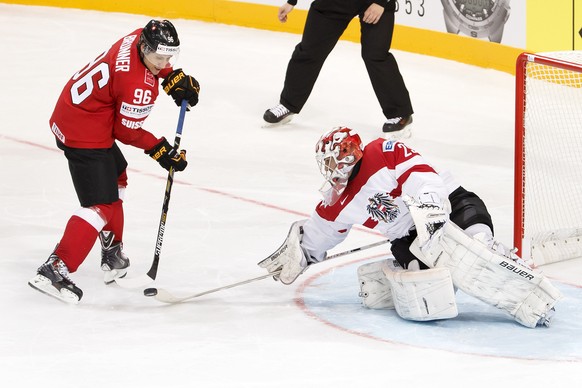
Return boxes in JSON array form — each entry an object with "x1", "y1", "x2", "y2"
[{"x1": 144, "y1": 288, "x2": 158, "y2": 297}]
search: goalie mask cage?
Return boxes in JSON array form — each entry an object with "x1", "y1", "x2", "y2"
[{"x1": 515, "y1": 51, "x2": 582, "y2": 267}]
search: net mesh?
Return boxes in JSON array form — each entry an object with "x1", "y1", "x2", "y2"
[{"x1": 520, "y1": 51, "x2": 582, "y2": 264}]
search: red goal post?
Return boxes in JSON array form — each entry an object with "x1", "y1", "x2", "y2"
[{"x1": 515, "y1": 51, "x2": 582, "y2": 267}]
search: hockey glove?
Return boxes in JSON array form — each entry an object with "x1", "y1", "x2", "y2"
[
  {"x1": 162, "y1": 69, "x2": 200, "y2": 109},
  {"x1": 258, "y1": 220, "x2": 311, "y2": 285},
  {"x1": 403, "y1": 194, "x2": 448, "y2": 251},
  {"x1": 147, "y1": 138, "x2": 188, "y2": 172}
]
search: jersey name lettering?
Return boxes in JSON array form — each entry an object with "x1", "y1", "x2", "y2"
[{"x1": 115, "y1": 35, "x2": 137, "y2": 72}]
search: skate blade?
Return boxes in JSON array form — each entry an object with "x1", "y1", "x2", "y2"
[
  {"x1": 104, "y1": 269, "x2": 128, "y2": 285},
  {"x1": 383, "y1": 125, "x2": 412, "y2": 141},
  {"x1": 28, "y1": 275, "x2": 80, "y2": 304},
  {"x1": 261, "y1": 115, "x2": 295, "y2": 128}
]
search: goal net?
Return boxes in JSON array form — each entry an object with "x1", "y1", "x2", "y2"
[{"x1": 515, "y1": 51, "x2": 582, "y2": 267}]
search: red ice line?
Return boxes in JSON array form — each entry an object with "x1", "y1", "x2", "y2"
[{"x1": 2, "y1": 134, "x2": 381, "y2": 236}]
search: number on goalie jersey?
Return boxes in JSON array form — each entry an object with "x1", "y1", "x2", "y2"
[
  {"x1": 29, "y1": 19, "x2": 198, "y2": 304},
  {"x1": 259, "y1": 126, "x2": 559, "y2": 327}
]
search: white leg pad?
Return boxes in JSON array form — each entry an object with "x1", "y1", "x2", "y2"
[
  {"x1": 420, "y1": 222, "x2": 562, "y2": 328},
  {"x1": 357, "y1": 260, "x2": 396, "y2": 309},
  {"x1": 383, "y1": 263, "x2": 458, "y2": 321}
]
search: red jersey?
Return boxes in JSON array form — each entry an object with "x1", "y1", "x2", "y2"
[
  {"x1": 302, "y1": 139, "x2": 455, "y2": 261},
  {"x1": 50, "y1": 28, "x2": 171, "y2": 150}
]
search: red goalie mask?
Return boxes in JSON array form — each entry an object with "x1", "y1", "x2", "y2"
[{"x1": 315, "y1": 127, "x2": 363, "y2": 205}]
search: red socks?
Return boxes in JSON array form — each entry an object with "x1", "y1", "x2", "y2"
[
  {"x1": 55, "y1": 215, "x2": 99, "y2": 272},
  {"x1": 55, "y1": 200, "x2": 124, "y2": 273}
]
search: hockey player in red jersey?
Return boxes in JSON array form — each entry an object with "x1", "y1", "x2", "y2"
[
  {"x1": 259, "y1": 127, "x2": 561, "y2": 327},
  {"x1": 29, "y1": 19, "x2": 200, "y2": 304}
]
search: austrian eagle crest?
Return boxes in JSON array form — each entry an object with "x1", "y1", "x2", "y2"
[{"x1": 367, "y1": 193, "x2": 399, "y2": 223}]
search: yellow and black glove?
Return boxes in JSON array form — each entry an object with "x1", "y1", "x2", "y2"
[
  {"x1": 147, "y1": 138, "x2": 188, "y2": 172},
  {"x1": 162, "y1": 69, "x2": 200, "y2": 109}
]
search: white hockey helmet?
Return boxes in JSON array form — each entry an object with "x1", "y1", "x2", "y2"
[{"x1": 315, "y1": 126, "x2": 363, "y2": 205}]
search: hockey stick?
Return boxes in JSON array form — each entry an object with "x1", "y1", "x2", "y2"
[
  {"x1": 115, "y1": 99, "x2": 189, "y2": 289},
  {"x1": 145, "y1": 238, "x2": 391, "y2": 304},
  {"x1": 144, "y1": 271, "x2": 282, "y2": 303}
]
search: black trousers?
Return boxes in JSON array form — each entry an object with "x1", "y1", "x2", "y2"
[{"x1": 280, "y1": 0, "x2": 413, "y2": 119}]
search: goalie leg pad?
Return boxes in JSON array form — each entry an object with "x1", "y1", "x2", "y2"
[
  {"x1": 420, "y1": 222, "x2": 562, "y2": 328},
  {"x1": 357, "y1": 260, "x2": 396, "y2": 310},
  {"x1": 383, "y1": 263, "x2": 458, "y2": 321}
]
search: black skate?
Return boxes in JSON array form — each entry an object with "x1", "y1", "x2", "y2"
[
  {"x1": 382, "y1": 115, "x2": 413, "y2": 140},
  {"x1": 28, "y1": 253, "x2": 83, "y2": 304},
  {"x1": 263, "y1": 103, "x2": 295, "y2": 125},
  {"x1": 99, "y1": 231, "x2": 130, "y2": 284}
]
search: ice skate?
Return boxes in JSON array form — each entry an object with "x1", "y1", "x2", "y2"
[
  {"x1": 28, "y1": 253, "x2": 83, "y2": 304},
  {"x1": 99, "y1": 231, "x2": 130, "y2": 284},
  {"x1": 263, "y1": 103, "x2": 295, "y2": 126},
  {"x1": 382, "y1": 115, "x2": 413, "y2": 140}
]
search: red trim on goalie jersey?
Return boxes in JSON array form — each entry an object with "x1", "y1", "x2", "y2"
[{"x1": 315, "y1": 138, "x2": 437, "y2": 230}]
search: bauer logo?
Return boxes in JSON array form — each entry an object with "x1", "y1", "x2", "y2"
[
  {"x1": 499, "y1": 260, "x2": 535, "y2": 281},
  {"x1": 120, "y1": 102, "x2": 154, "y2": 119},
  {"x1": 382, "y1": 140, "x2": 395, "y2": 152}
]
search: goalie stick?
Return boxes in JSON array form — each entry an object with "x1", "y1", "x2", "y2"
[
  {"x1": 115, "y1": 99, "x2": 189, "y2": 289},
  {"x1": 145, "y1": 238, "x2": 391, "y2": 304}
]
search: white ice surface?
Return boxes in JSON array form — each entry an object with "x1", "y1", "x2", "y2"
[{"x1": 1, "y1": 4, "x2": 581, "y2": 387}]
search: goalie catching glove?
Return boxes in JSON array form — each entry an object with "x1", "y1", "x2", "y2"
[
  {"x1": 162, "y1": 69, "x2": 200, "y2": 109},
  {"x1": 147, "y1": 137, "x2": 188, "y2": 172},
  {"x1": 258, "y1": 220, "x2": 313, "y2": 285}
]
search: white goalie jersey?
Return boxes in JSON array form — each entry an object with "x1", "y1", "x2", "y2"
[{"x1": 301, "y1": 139, "x2": 452, "y2": 262}]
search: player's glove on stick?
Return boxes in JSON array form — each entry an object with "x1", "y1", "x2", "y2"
[
  {"x1": 147, "y1": 138, "x2": 188, "y2": 172},
  {"x1": 162, "y1": 69, "x2": 200, "y2": 109}
]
